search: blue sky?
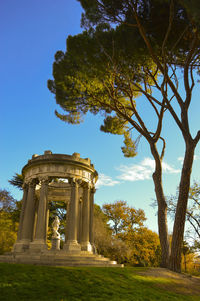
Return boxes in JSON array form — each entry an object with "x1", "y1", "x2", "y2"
[{"x1": 1, "y1": 0, "x2": 200, "y2": 233}]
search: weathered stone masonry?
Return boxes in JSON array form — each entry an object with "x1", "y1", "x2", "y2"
[{"x1": 13, "y1": 151, "x2": 98, "y2": 254}]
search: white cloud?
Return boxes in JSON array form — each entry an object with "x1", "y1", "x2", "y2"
[
  {"x1": 178, "y1": 155, "x2": 199, "y2": 164},
  {"x1": 162, "y1": 161, "x2": 180, "y2": 173},
  {"x1": 178, "y1": 156, "x2": 184, "y2": 164},
  {"x1": 96, "y1": 173, "x2": 120, "y2": 188},
  {"x1": 96, "y1": 158, "x2": 180, "y2": 187},
  {"x1": 117, "y1": 157, "x2": 180, "y2": 182}
]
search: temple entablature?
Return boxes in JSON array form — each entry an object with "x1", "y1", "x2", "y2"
[{"x1": 22, "y1": 151, "x2": 98, "y2": 185}]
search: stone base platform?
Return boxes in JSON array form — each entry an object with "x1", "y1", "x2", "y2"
[{"x1": 0, "y1": 251, "x2": 123, "y2": 267}]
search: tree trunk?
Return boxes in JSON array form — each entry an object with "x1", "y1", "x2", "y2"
[
  {"x1": 151, "y1": 144, "x2": 170, "y2": 267},
  {"x1": 184, "y1": 254, "x2": 187, "y2": 272},
  {"x1": 170, "y1": 142, "x2": 195, "y2": 272}
]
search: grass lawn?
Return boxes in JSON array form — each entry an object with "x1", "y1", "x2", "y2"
[{"x1": 0, "y1": 263, "x2": 200, "y2": 301}]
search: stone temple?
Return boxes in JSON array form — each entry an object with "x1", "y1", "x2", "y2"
[{"x1": 0, "y1": 151, "x2": 122, "y2": 266}]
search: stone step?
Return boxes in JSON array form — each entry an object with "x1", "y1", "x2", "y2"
[
  {"x1": 15, "y1": 257, "x2": 115, "y2": 264},
  {"x1": 0, "y1": 254, "x2": 123, "y2": 267},
  {"x1": 12, "y1": 254, "x2": 111, "y2": 262}
]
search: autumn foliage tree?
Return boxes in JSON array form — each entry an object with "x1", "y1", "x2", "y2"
[
  {"x1": 93, "y1": 204, "x2": 129, "y2": 263},
  {"x1": 102, "y1": 201, "x2": 146, "y2": 234},
  {"x1": 0, "y1": 189, "x2": 20, "y2": 254},
  {"x1": 100, "y1": 200, "x2": 160, "y2": 266},
  {"x1": 48, "y1": 0, "x2": 200, "y2": 271}
]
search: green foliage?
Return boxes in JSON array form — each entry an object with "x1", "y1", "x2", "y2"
[
  {"x1": 180, "y1": 0, "x2": 200, "y2": 27},
  {"x1": 94, "y1": 203, "x2": 108, "y2": 222},
  {"x1": 94, "y1": 204, "x2": 117, "y2": 257},
  {"x1": 0, "y1": 189, "x2": 20, "y2": 224},
  {"x1": 48, "y1": 201, "x2": 66, "y2": 238},
  {"x1": 121, "y1": 131, "x2": 137, "y2": 158},
  {"x1": 48, "y1": 20, "x2": 155, "y2": 157},
  {"x1": 0, "y1": 212, "x2": 17, "y2": 254},
  {"x1": 101, "y1": 116, "x2": 138, "y2": 157},
  {"x1": 0, "y1": 189, "x2": 19, "y2": 254},
  {"x1": 48, "y1": 1, "x2": 200, "y2": 162},
  {"x1": 94, "y1": 203, "x2": 131, "y2": 263},
  {"x1": 8, "y1": 173, "x2": 23, "y2": 190},
  {"x1": 0, "y1": 189, "x2": 17, "y2": 211},
  {"x1": 100, "y1": 115, "x2": 127, "y2": 135},
  {"x1": 78, "y1": 0, "x2": 198, "y2": 57}
]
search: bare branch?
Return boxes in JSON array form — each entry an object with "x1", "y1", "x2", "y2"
[
  {"x1": 160, "y1": 136, "x2": 166, "y2": 161},
  {"x1": 187, "y1": 216, "x2": 200, "y2": 239},
  {"x1": 132, "y1": 82, "x2": 164, "y2": 107},
  {"x1": 184, "y1": 32, "x2": 198, "y2": 109},
  {"x1": 194, "y1": 130, "x2": 200, "y2": 146},
  {"x1": 153, "y1": 104, "x2": 165, "y2": 142},
  {"x1": 145, "y1": 67, "x2": 161, "y2": 91}
]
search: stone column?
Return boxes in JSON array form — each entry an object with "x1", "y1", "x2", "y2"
[
  {"x1": 63, "y1": 178, "x2": 81, "y2": 252},
  {"x1": 13, "y1": 183, "x2": 28, "y2": 252},
  {"x1": 45, "y1": 206, "x2": 50, "y2": 242},
  {"x1": 77, "y1": 197, "x2": 83, "y2": 244},
  {"x1": 81, "y1": 182, "x2": 92, "y2": 252},
  {"x1": 65, "y1": 201, "x2": 70, "y2": 243},
  {"x1": 14, "y1": 179, "x2": 37, "y2": 251},
  {"x1": 18, "y1": 183, "x2": 29, "y2": 241},
  {"x1": 89, "y1": 187, "x2": 95, "y2": 250},
  {"x1": 29, "y1": 177, "x2": 49, "y2": 251}
]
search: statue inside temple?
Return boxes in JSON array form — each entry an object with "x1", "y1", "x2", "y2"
[{"x1": 52, "y1": 216, "x2": 60, "y2": 239}]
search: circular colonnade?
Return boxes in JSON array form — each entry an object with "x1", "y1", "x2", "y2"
[{"x1": 13, "y1": 151, "x2": 98, "y2": 254}]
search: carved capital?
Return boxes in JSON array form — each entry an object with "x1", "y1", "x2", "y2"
[
  {"x1": 22, "y1": 182, "x2": 28, "y2": 190},
  {"x1": 28, "y1": 178, "x2": 38, "y2": 188},
  {"x1": 68, "y1": 177, "x2": 78, "y2": 187},
  {"x1": 24, "y1": 179, "x2": 30, "y2": 186},
  {"x1": 90, "y1": 187, "x2": 96, "y2": 194},
  {"x1": 39, "y1": 176, "x2": 50, "y2": 185},
  {"x1": 77, "y1": 178, "x2": 82, "y2": 185},
  {"x1": 82, "y1": 181, "x2": 90, "y2": 189}
]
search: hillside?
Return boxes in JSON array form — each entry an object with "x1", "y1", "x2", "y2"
[{"x1": 0, "y1": 263, "x2": 200, "y2": 300}]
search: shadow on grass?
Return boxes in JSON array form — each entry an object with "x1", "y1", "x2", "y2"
[{"x1": 0, "y1": 263, "x2": 199, "y2": 301}]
